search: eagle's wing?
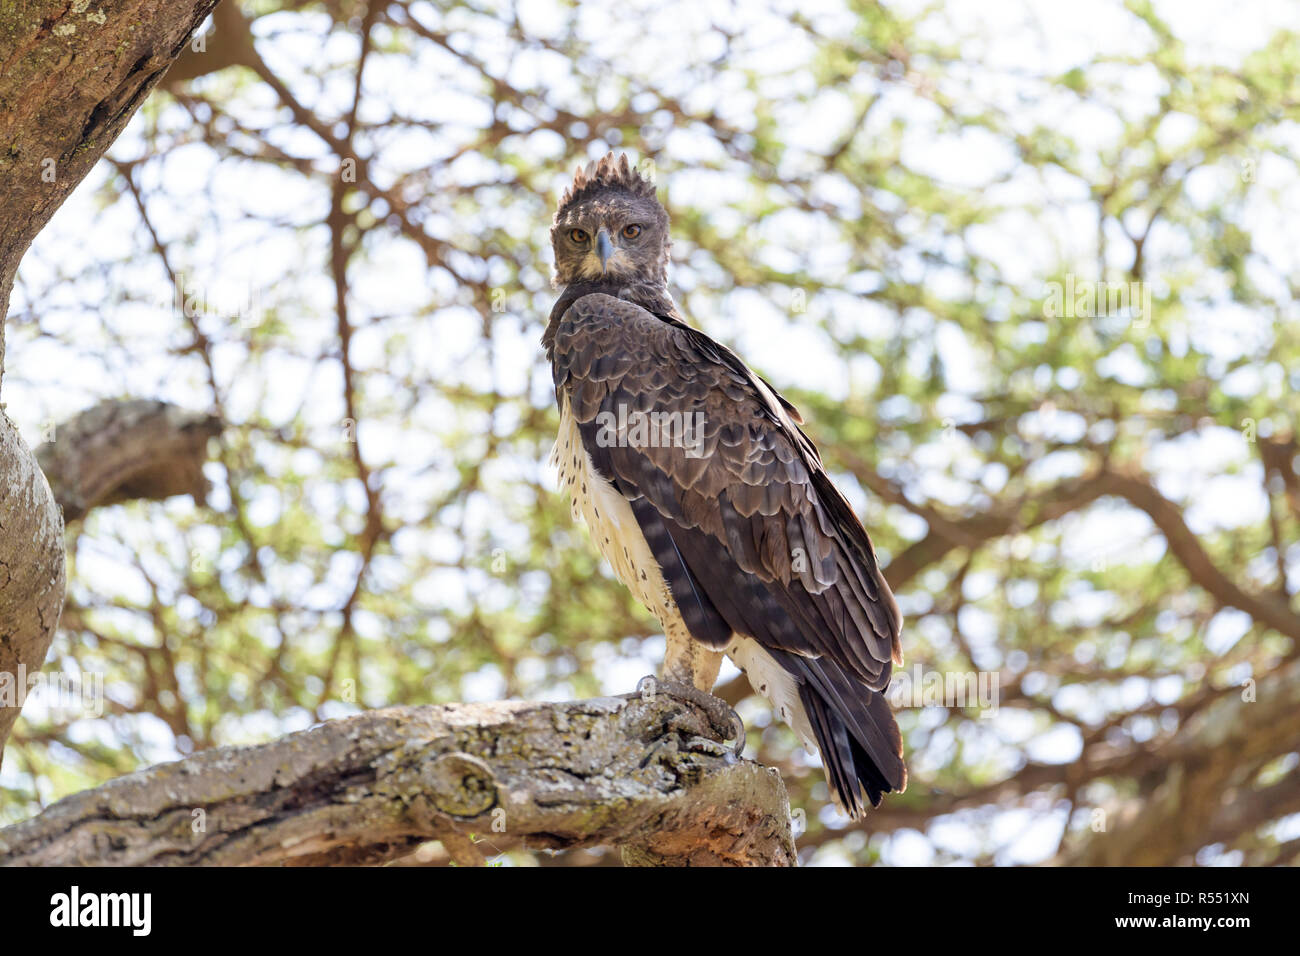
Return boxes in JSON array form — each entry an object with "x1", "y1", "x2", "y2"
[{"x1": 550, "y1": 292, "x2": 906, "y2": 812}]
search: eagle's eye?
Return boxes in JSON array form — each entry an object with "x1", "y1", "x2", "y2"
[
  {"x1": 622, "y1": 224, "x2": 642, "y2": 239},
  {"x1": 568, "y1": 228, "x2": 589, "y2": 243}
]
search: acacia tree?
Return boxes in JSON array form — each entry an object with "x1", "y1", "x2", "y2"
[{"x1": 2, "y1": 0, "x2": 1299, "y2": 867}]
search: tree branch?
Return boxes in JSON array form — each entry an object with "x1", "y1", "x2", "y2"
[
  {"x1": 1104, "y1": 468, "x2": 1300, "y2": 644},
  {"x1": 0, "y1": 0, "x2": 223, "y2": 353},
  {"x1": 2, "y1": 399, "x2": 219, "y2": 760},
  {"x1": 1056, "y1": 655, "x2": 1300, "y2": 865},
  {"x1": 0, "y1": 694, "x2": 796, "y2": 867},
  {"x1": 37, "y1": 399, "x2": 222, "y2": 523}
]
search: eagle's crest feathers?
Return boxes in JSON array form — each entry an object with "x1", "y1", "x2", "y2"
[{"x1": 556, "y1": 152, "x2": 656, "y2": 219}]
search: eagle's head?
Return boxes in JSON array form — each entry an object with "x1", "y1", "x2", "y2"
[{"x1": 551, "y1": 153, "x2": 669, "y2": 287}]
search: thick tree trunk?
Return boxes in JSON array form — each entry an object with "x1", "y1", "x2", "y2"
[
  {"x1": 0, "y1": 0, "x2": 223, "y2": 763},
  {"x1": 0, "y1": 694, "x2": 797, "y2": 867},
  {"x1": 0, "y1": 416, "x2": 64, "y2": 761}
]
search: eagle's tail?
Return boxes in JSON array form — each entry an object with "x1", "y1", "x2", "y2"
[{"x1": 772, "y1": 650, "x2": 906, "y2": 818}]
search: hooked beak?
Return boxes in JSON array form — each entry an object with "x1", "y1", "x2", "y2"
[{"x1": 596, "y1": 229, "x2": 614, "y2": 273}]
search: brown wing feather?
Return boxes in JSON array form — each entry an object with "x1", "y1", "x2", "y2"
[{"x1": 549, "y1": 292, "x2": 902, "y2": 688}]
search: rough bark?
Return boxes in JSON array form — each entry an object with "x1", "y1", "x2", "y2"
[
  {"x1": 0, "y1": 694, "x2": 797, "y2": 867},
  {"x1": 0, "y1": 414, "x2": 64, "y2": 763},
  {"x1": 0, "y1": 0, "x2": 222, "y2": 768}
]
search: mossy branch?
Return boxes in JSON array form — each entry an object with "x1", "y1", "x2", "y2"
[{"x1": 0, "y1": 695, "x2": 797, "y2": 867}]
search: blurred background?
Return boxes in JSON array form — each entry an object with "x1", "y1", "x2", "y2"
[{"x1": 2, "y1": 0, "x2": 1298, "y2": 865}]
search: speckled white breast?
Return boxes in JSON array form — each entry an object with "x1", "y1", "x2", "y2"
[
  {"x1": 551, "y1": 397, "x2": 681, "y2": 625},
  {"x1": 552, "y1": 395, "x2": 817, "y2": 754}
]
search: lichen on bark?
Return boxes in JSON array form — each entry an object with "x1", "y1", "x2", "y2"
[{"x1": 0, "y1": 696, "x2": 797, "y2": 867}]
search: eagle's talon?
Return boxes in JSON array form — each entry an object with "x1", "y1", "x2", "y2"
[
  {"x1": 682, "y1": 735, "x2": 735, "y2": 760},
  {"x1": 631, "y1": 674, "x2": 745, "y2": 757},
  {"x1": 635, "y1": 674, "x2": 658, "y2": 700}
]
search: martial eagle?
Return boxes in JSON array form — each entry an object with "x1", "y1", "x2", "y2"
[{"x1": 543, "y1": 154, "x2": 905, "y2": 816}]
